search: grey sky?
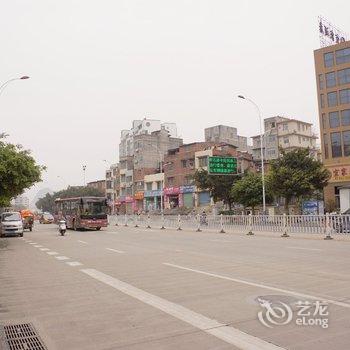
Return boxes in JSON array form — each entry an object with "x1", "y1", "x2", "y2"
[{"x1": 1, "y1": 0, "x2": 349, "y2": 201}]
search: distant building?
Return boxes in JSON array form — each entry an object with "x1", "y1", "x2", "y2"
[
  {"x1": 205, "y1": 125, "x2": 249, "y2": 152},
  {"x1": 251, "y1": 116, "x2": 318, "y2": 165},
  {"x1": 117, "y1": 118, "x2": 182, "y2": 214},
  {"x1": 87, "y1": 180, "x2": 106, "y2": 194},
  {"x1": 105, "y1": 164, "x2": 119, "y2": 213},
  {"x1": 12, "y1": 195, "x2": 30, "y2": 209}
]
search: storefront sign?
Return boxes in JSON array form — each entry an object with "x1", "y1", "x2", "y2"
[
  {"x1": 180, "y1": 185, "x2": 196, "y2": 193},
  {"x1": 144, "y1": 190, "x2": 163, "y2": 198},
  {"x1": 134, "y1": 191, "x2": 144, "y2": 200},
  {"x1": 125, "y1": 196, "x2": 134, "y2": 203},
  {"x1": 164, "y1": 187, "x2": 180, "y2": 195},
  {"x1": 329, "y1": 165, "x2": 350, "y2": 182}
]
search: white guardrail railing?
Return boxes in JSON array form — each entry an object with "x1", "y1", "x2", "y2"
[{"x1": 108, "y1": 213, "x2": 350, "y2": 239}]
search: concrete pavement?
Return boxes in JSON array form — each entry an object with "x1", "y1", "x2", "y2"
[{"x1": 1, "y1": 223, "x2": 350, "y2": 349}]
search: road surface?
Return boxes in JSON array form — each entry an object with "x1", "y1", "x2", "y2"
[{"x1": 1, "y1": 223, "x2": 350, "y2": 349}]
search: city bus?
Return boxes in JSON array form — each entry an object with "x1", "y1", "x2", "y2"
[{"x1": 55, "y1": 197, "x2": 108, "y2": 230}]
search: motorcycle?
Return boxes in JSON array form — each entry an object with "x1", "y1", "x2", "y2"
[{"x1": 58, "y1": 220, "x2": 66, "y2": 236}]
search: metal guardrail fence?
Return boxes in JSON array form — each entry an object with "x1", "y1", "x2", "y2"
[{"x1": 108, "y1": 213, "x2": 350, "y2": 238}]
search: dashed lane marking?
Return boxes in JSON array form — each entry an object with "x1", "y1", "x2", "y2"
[
  {"x1": 106, "y1": 248, "x2": 125, "y2": 254},
  {"x1": 66, "y1": 261, "x2": 83, "y2": 267},
  {"x1": 55, "y1": 256, "x2": 70, "y2": 260}
]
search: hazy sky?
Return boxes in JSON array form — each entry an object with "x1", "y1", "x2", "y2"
[{"x1": 1, "y1": 0, "x2": 349, "y2": 201}]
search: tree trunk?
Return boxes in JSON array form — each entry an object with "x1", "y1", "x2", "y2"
[{"x1": 284, "y1": 198, "x2": 290, "y2": 214}]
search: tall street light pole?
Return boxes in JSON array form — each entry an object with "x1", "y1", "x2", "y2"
[
  {"x1": 82, "y1": 165, "x2": 87, "y2": 186},
  {"x1": 238, "y1": 95, "x2": 266, "y2": 214},
  {"x1": 0, "y1": 76, "x2": 30, "y2": 97}
]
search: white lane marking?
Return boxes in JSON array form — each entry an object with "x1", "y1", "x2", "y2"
[
  {"x1": 55, "y1": 256, "x2": 70, "y2": 261},
  {"x1": 286, "y1": 246, "x2": 322, "y2": 252},
  {"x1": 78, "y1": 240, "x2": 88, "y2": 244},
  {"x1": 163, "y1": 263, "x2": 350, "y2": 309},
  {"x1": 40, "y1": 248, "x2": 50, "y2": 251},
  {"x1": 81, "y1": 268, "x2": 284, "y2": 350},
  {"x1": 34, "y1": 245, "x2": 43, "y2": 248},
  {"x1": 29, "y1": 242, "x2": 37, "y2": 245},
  {"x1": 209, "y1": 239, "x2": 233, "y2": 243},
  {"x1": 66, "y1": 261, "x2": 83, "y2": 267},
  {"x1": 47, "y1": 251, "x2": 58, "y2": 255},
  {"x1": 106, "y1": 248, "x2": 125, "y2": 254}
]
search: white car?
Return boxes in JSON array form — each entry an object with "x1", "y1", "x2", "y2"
[{"x1": 0, "y1": 212, "x2": 24, "y2": 237}]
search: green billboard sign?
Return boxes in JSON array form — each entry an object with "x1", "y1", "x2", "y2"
[{"x1": 208, "y1": 156, "x2": 238, "y2": 175}]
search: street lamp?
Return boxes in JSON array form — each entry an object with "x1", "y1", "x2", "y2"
[
  {"x1": 238, "y1": 95, "x2": 266, "y2": 214},
  {"x1": 82, "y1": 165, "x2": 87, "y2": 186},
  {"x1": 0, "y1": 76, "x2": 30, "y2": 97}
]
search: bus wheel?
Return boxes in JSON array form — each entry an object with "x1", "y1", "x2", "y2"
[{"x1": 96, "y1": 227, "x2": 101, "y2": 231}]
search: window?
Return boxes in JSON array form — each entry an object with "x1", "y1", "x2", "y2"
[
  {"x1": 126, "y1": 176, "x2": 132, "y2": 183},
  {"x1": 181, "y1": 159, "x2": 187, "y2": 168},
  {"x1": 326, "y1": 72, "x2": 337, "y2": 88},
  {"x1": 337, "y1": 68, "x2": 350, "y2": 85},
  {"x1": 156, "y1": 181, "x2": 162, "y2": 190},
  {"x1": 120, "y1": 174, "x2": 126, "y2": 182},
  {"x1": 323, "y1": 134, "x2": 329, "y2": 159},
  {"x1": 146, "y1": 182, "x2": 152, "y2": 190},
  {"x1": 331, "y1": 132, "x2": 342, "y2": 157},
  {"x1": 329, "y1": 111, "x2": 340, "y2": 128},
  {"x1": 198, "y1": 157, "x2": 208, "y2": 167},
  {"x1": 184, "y1": 176, "x2": 194, "y2": 185},
  {"x1": 267, "y1": 149, "x2": 276, "y2": 156},
  {"x1": 318, "y1": 74, "x2": 324, "y2": 90},
  {"x1": 283, "y1": 137, "x2": 289, "y2": 144},
  {"x1": 282, "y1": 123, "x2": 288, "y2": 131},
  {"x1": 341, "y1": 110, "x2": 350, "y2": 126},
  {"x1": 343, "y1": 131, "x2": 350, "y2": 156},
  {"x1": 324, "y1": 52, "x2": 334, "y2": 67},
  {"x1": 335, "y1": 48, "x2": 350, "y2": 65},
  {"x1": 270, "y1": 122, "x2": 276, "y2": 128},
  {"x1": 322, "y1": 113, "x2": 327, "y2": 129},
  {"x1": 268, "y1": 135, "x2": 276, "y2": 142},
  {"x1": 327, "y1": 91, "x2": 338, "y2": 107},
  {"x1": 320, "y1": 94, "x2": 325, "y2": 108},
  {"x1": 339, "y1": 89, "x2": 350, "y2": 104},
  {"x1": 167, "y1": 177, "x2": 174, "y2": 186}
]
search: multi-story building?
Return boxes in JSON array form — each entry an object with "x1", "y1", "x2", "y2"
[
  {"x1": 205, "y1": 125, "x2": 249, "y2": 152},
  {"x1": 143, "y1": 173, "x2": 164, "y2": 211},
  {"x1": 163, "y1": 142, "x2": 254, "y2": 210},
  {"x1": 105, "y1": 164, "x2": 119, "y2": 213},
  {"x1": 119, "y1": 118, "x2": 178, "y2": 158},
  {"x1": 87, "y1": 180, "x2": 106, "y2": 194},
  {"x1": 12, "y1": 195, "x2": 30, "y2": 209},
  {"x1": 314, "y1": 40, "x2": 350, "y2": 211},
  {"x1": 251, "y1": 116, "x2": 317, "y2": 164},
  {"x1": 117, "y1": 119, "x2": 182, "y2": 213}
]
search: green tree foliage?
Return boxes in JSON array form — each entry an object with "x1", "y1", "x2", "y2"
[
  {"x1": 36, "y1": 186, "x2": 105, "y2": 213},
  {"x1": 231, "y1": 172, "x2": 272, "y2": 212},
  {"x1": 0, "y1": 134, "x2": 45, "y2": 207},
  {"x1": 193, "y1": 169, "x2": 240, "y2": 209},
  {"x1": 267, "y1": 149, "x2": 330, "y2": 212}
]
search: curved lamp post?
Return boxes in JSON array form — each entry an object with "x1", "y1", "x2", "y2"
[
  {"x1": 0, "y1": 76, "x2": 30, "y2": 97},
  {"x1": 238, "y1": 95, "x2": 266, "y2": 214}
]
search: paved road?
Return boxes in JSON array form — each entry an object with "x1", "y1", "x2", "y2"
[{"x1": 1, "y1": 223, "x2": 350, "y2": 350}]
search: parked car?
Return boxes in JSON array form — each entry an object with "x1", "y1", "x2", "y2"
[
  {"x1": 0, "y1": 212, "x2": 24, "y2": 237},
  {"x1": 39, "y1": 213, "x2": 54, "y2": 224}
]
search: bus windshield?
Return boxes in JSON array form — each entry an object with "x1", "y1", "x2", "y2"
[{"x1": 82, "y1": 201, "x2": 106, "y2": 215}]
